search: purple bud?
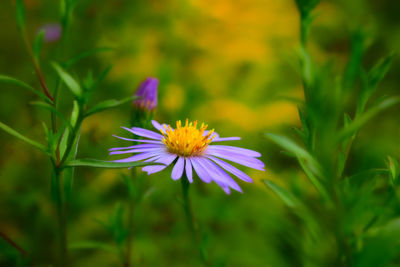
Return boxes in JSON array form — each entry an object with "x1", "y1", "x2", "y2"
[
  {"x1": 133, "y1": 77, "x2": 158, "y2": 111},
  {"x1": 38, "y1": 23, "x2": 62, "y2": 43}
]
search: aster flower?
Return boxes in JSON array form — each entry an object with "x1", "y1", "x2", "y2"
[
  {"x1": 110, "y1": 119, "x2": 265, "y2": 194},
  {"x1": 133, "y1": 77, "x2": 158, "y2": 111}
]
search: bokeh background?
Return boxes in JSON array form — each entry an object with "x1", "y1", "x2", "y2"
[{"x1": 0, "y1": 0, "x2": 399, "y2": 266}]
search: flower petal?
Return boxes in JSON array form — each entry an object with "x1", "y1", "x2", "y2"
[
  {"x1": 206, "y1": 150, "x2": 265, "y2": 171},
  {"x1": 122, "y1": 126, "x2": 163, "y2": 140},
  {"x1": 109, "y1": 144, "x2": 164, "y2": 152},
  {"x1": 112, "y1": 135, "x2": 162, "y2": 144},
  {"x1": 171, "y1": 156, "x2": 185, "y2": 180},
  {"x1": 110, "y1": 147, "x2": 163, "y2": 155},
  {"x1": 153, "y1": 152, "x2": 177, "y2": 165},
  {"x1": 142, "y1": 165, "x2": 167, "y2": 175},
  {"x1": 185, "y1": 158, "x2": 193, "y2": 183},
  {"x1": 212, "y1": 137, "x2": 241, "y2": 142},
  {"x1": 199, "y1": 158, "x2": 242, "y2": 193},
  {"x1": 113, "y1": 151, "x2": 162, "y2": 163},
  {"x1": 151, "y1": 120, "x2": 170, "y2": 132},
  {"x1": 151, "y1": 120, "x2": 162, "y2": 131},
  {"x1": 141, "y1": 153, "x2": 177, "y2": 174},
  {"x1": 207, "y1": 155, "x2": 253, "y2": 183},
  {"x1": 207, "y1": 145, "x2": 261, "y2": 157},
  {"x1": 144, "y1": 154, "x2": 163, "y2": 162},
  {"x1": 191, "y1": 158, "x2": 212, "y2": 183}
]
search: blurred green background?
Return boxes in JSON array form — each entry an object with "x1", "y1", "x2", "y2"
[{"x1": 0, "y1": 0, "x2": 399, "y2": 266}]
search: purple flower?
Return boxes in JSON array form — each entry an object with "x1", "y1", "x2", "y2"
[
  {"x1": 110, "y1": 119, "x2": 265, "y2": 194},
  {"x1": 38, "y1": 23, "x2": 62, "y2": 43},
  {"x1": 133, "y1": 78, "x2": 158, "y2": 111}
]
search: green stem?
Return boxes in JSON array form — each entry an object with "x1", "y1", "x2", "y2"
[
  {"x1": 59, "y1": 114, "x2": 83, "y2": 168},
  {"x1": 21, "y1": 28, "x2": 54, "y2": 102},
  {"x1": 54, "y1": 167, "x2": 68, "y2": 266},
  {"x1": 0, "y1": 231, "x2": 28, "y2": 257},
  {"x1": 180, "y1": 177, "x2": 209, "y2": 266},
  {"x1": 124, "y1": 169, "x2": 137, "y2": 267}
]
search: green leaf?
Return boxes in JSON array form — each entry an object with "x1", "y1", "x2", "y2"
[
  {"x1": 30, "y1": 101, "x2": 73, "y2": 131},
  {"x1": 357, "y1": 218, "x2": 400, "y2": 267},
  {"x1": 59, "y1": 127, "x2": 69, "y2": 159},
  {"x1": 51, "y1": 62, "x2": 82, "y2": 98},
  {"x1": 90, "y1": 64, "x2": 112, "y2": 90},
  {"x1": 263, "y1": 180, "x2": 298, "y2": 208},
  {"x1": 342, "y1": 30, "x2": 365, "y2": 90},
  {"x1": 42, "y1": 122, "x2": 65, "y2": 155},
  {"x1": 298, "y1": 158, "x2": 330, "y2": 201},
  {"x1": 109, "y1": 203, "x2": 128, "y2": 245},
  {"x1": 0, "y1": 75, "x2": 50, "y2": 102},
  {"x1": 368, "y1": 53, "x2": 395, "y2": 92},
  {"x1": 85, "y1": 96, "x2": 138, "y2": 117},
  {"x1": 266, "y1": 133, "x2": 317, "y2": 168},
  {"x1": 15, "y1": 0, "x2": 25, "y2": 30},
  {"x1": 69, "y1": 241, "x2": 119, "y2": 254},
  {"x1": 0, "y1": 121, "x2": 49, "y2": 155},
  {"x1": 298, "y1": 46, "x2": 314, "y2": 89},
  {"x1": 65, "y1": 159, "x2": 154, "y2": 168},
  {"x1": 294, "y1": 0, "x2": 320, "y2": 16},
  {"x1": 122, "y1": 174, "x2": 136, "y2": 199},
  {"x1": 33, "y1": 30, "x2": 45, "y2": 61},
  {"x1": 387, "y1": 156, "x2": 399, "y2": 185},
  {"x1": 70, "y1": 100, "x2": 80, "y2": 127},
  {"x1": 338, "y1": 97, "x2": 400, "y2": 141},
  {"x1": 63, "y1": 121, "x2": 80, "y2": 202},
  {"x1": 63, "y1": 47, "x2": 114, "y2": 69}
]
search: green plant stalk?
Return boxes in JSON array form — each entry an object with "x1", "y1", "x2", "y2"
[
  {"x1": 296, "y1": 4, "x2": 352, "y2": 265},
  {"x1": 0, "y1": 232, "x2": 29, "y2": 258},
  {"x1": 21, "y1": 28, "x2": 54, "y2": 102},
  {"x1": 52, "y1": 166, "x2": 68, "y2": 267},
  {"x1": 124, "y1": 168, "x2": 136, "y2": 267},
  {"x1": 51, "y1": 105, "x2": 83, "y2": 266},
  {"x1": 59, "y1": 113, "x2": 84, "y2": 168},
  {"x1": 180, "y1": 176, "x2": 208, "y2": 266}
]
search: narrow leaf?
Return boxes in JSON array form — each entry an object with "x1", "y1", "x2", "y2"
[
  {"x1": 33, "y1": 30, "x2": 45, "y2": 61},
  {"x1": 59, "y1": 128, "x2": 69, "y2": 159},
  {"x1": 30, "y1": 101, "x2": 73, "y2": 131},
  {"x1": 63, "y1": 47, "x2": 114, "y2": 69},
  {"x1": 0, "y1": 75, "x2": 50, "y2": 102},
  {"x1": 52, "y1": 62, "x2": 82, "y2": 97},
  {"x1": 368, "y1": 54, "x2": 395, "y2": 92},
  {"x1": 387, "y1": 156, "x2": 399, "y2": 185},
  {"x1": 338, "y1": 97, "x2": 400, "y2": 141},
  {"x1": 263, "y1": 180, "x2": 298, "y2": 208},
  {"x1": 70, "y1": 100, "x2": 80, "y2": 127},
  {"x1": 15, "y1": 0, "x2": 26, "y2": 30},
  {"x1": 85, "y1": 96, "x2": 138, "y2": 117},
  {"x1": 266, "y1": 133, "x2": 315, "y2": 165},
  {"x1": 0, "y1": 121, "x2": 49, "y2": 155},
  {"x1": 65, "y1": 159, "x2": 153, "y2": 168},
  {"x1": 298, "y1": 158, "x2": 330, "y2": 200},
  {"x1": 90, "y1": 64, "x2": 112, "y2": 90}
]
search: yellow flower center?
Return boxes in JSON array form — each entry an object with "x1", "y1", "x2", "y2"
[{"x1": 160, "y1": 119, "x2": 215, "y2": 157}]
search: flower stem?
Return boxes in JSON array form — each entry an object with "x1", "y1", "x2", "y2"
[
  {"x1": 0, "y1": 231, "x2": 28, "y2": 258},
  {"x1": 54, "y1": 167, "x2": 68, "y2": 266},
  {"x1": 180, "y1": 177, "x2": 209, "y2": 266},
  {"x1": 21, "y1": 28, "x2": 54, "y2": 103},
  {"x1": 124, "y1": 169, "x2": 137, "y2": 267}
]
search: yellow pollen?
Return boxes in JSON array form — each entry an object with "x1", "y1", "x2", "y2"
[{"x1": 160, "y1": 119, "x2": 215, "y2": 157}]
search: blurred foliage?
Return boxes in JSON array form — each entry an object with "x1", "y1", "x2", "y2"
[{"x1": 0, "y1": 0, "x2": 399, "y2": 266}]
